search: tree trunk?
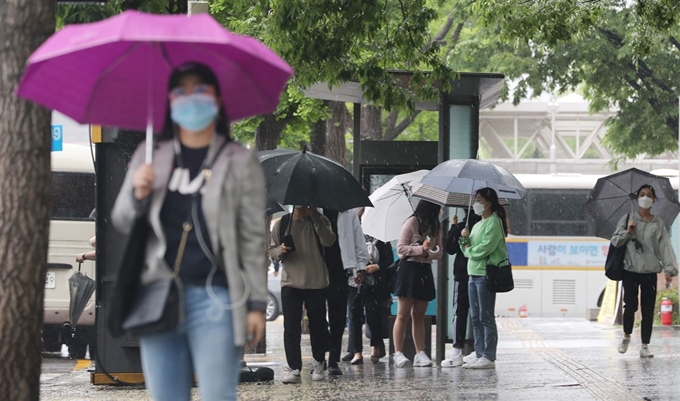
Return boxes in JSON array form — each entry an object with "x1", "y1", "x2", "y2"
[
  {"x1": 361, "y1": 105, "x2": 384, "y2": 140},
  {"x1": 309, "y1": 102, "x2": 329, "y2": 155},
  {"x1": 255, "y1": 114, "x2": 284, "y2": 151},
  {"x1": 0, "y1": 1, "x2": 55, "y2": 400},
  {"x1": 326, "y1": 102, "x2": 349, "y2": 166}
]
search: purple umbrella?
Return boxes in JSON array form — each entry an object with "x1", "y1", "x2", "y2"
[{"x1": 17, "y1": 10, "x2": 293, "y2": 162}]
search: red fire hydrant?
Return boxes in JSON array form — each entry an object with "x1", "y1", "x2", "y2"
[{"x1": 660, "y1": 297, "x2": 673, "y2": 326}]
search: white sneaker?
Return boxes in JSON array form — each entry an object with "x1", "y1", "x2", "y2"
[
  {"x1": 282, "y1": 369, "x2": 301, "y2": 384},
  {"x1": 311, "y1": 360, "x2": 326, "y2": 381},
  {"x1": 618, "y1": 338, "x2": 631, "y2": 354},
  {"x1": 462, "y1": 353, "x2": 479, "y2": 368},
  {"x1": 441, "y1": 350, "x2": 463, "y2": 368},
  {"x1": 392, "y1": 351, "x2": 410, "y2": 368},
  {"x1": 413, "y1": 351, "x2": 433, "y2": 367},
  {"x1": 640, "y1": 345, "x2": 654, "y2": 359},
  {"x1": 469, "y1": 357, "x2": 495, "y2": 369}
]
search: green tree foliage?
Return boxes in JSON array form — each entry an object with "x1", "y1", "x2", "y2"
[{"x1": 473, "y1": 0, "x2": 680, "y2": 159}]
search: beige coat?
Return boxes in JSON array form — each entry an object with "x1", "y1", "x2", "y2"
[{"x1": 112, "y1": 136, "x2": 267, "y2": 346}]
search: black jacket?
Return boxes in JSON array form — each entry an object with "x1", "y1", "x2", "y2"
[{"x1": 445, "y1": 217, "x2": 480, "y2": 282}]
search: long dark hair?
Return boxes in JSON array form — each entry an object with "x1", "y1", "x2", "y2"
[
  {"x1": 158, "y1": 62, "x2": 231, "y2": 141},
  {"x1": 413, "y1": 200, "x2": 441, "y2": 238},
  {"x1": 476, "y1": 187, "x2": 509, "y2": 237}
]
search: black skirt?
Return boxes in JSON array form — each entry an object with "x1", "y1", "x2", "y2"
[{"x1": 393, "y1": 260, "x2": 436, "y2": 301}]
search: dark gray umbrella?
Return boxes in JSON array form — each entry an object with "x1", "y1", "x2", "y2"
[
  {"x1": 69, "y1": 264, "x2": 96, "y2": 327},
  {"x1": 413, "y1": 159, "x2": 527, "y2": 202},
  {"x1": 258, "y1": 148, "x2": 372, "y2": 212},
  {"x1": 584, "y1": 168, "x2": 680, "y2": 239}
]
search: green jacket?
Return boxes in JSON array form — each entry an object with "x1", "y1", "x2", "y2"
[{"x1": 461, "y1": 214, "x2": 508, "y2": 276}]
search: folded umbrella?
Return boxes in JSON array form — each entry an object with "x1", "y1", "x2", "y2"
[
  {"x1": 258, "y1": 148, "x2": 372, "y2": 212},
  {"x1": 68, "y1": 266, "x2": 96, "y2": 328},
  {"x1": 584, "y1": 168, "x2": 680, "y2": 239}
]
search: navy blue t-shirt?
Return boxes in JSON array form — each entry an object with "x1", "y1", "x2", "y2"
[{"x1": 160, "y1": 144, "x2": 227, "y2": 287}]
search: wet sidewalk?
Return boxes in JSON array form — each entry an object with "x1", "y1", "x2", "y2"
[{"x1": 41, "y1": 318, "x2": 680, "y2": 400}]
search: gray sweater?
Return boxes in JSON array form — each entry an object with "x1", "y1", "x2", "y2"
[
  {"x1": 611, "y1": 211, "x2": 678, "y2": 276},
  {"x1": 112, "y1": 137, "x2": 267, "y2": 347}
]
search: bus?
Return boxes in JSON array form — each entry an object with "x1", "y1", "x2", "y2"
[{"x1": 495, "y1": 172, "x2": 679, "y2": 318}]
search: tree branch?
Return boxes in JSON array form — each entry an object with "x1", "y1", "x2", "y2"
[
  {"x1": 444, "y1": 22, "x2": 465, "y2": 61},
  {"x1": 670, "y1": 36, "x2": 680, "y2": 52},
  {"x1": 384, "y1": 110, "x2": 422, "y2": 141}
]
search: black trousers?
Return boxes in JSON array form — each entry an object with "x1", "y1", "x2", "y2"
[
  {"x1": 453, "y1": 277, "x2": 470, "y2": 348},
  {"x1": 622, "y1": 270, "x2": 657, "y2": 344},
  {"x1": 325, "y1": 269, "x2": 348, "y2": 365},
  {"x1": 281, "y1": 286, "x2": 328, "y2": 371},
  {"x1": 347, "y1": 285, "x2": 385, "y2": 353}
]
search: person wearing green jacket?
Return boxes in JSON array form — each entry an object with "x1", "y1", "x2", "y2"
[
  {"x1": 459, "y1": 187, "x2": 509, "y2": 370},
  {"x1": 611, "y1": 184, "x2": 678, "y2": 358}
]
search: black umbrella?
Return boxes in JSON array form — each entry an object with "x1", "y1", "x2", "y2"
[
  {"x1": 68, "y1": 264, "x2": 96, "y2": 327},
  {"x1": 584, "y1": 168, "x2": 680, "y2": 239},
  {"x1": 258, "y1": 148, "x2": 372, "y2": 212}
]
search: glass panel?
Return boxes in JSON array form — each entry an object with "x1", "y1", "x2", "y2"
[{"x1": 52, "y1": 172, "x2": 95, "y2": 221}]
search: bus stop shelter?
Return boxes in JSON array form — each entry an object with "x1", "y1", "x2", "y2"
[{"x1": 304, "y1": 71, "x2": 504, "y2": 362}]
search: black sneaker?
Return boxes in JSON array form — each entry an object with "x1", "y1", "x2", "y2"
[{"x1": 328, "y1": 362, "x2": 343, "y2": 376}]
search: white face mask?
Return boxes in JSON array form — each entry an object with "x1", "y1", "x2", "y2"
[
  {"x1": 638, "y1": 196, "x2": 653, "y2": 209},
  {"x1": 472, "y1": 201, "x2": 487, "y2": 216}
]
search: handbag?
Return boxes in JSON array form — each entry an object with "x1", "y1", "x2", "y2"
[
  {"x1": 121, "y1": 220, "x2": 193, "y2": 337},
  {"x1": 604, "y1": 213, "x2": 630, "y2": 281},
  {"x1": 385, "y1": 258, "x2": 403, "y2": 294},
  {"x1": 486, "y1": 258, "x2": 514, "y2": 293}
]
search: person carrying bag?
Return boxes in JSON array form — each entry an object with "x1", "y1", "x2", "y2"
[{"x1": 459, "y1": 187, "x2": 510, "y2": 370}]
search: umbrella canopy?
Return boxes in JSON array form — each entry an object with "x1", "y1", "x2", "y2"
[
  {"x1": 17, "y1": 10, "x2": 293, "y2": 130},
  {"x1": 411, "y1": 181, "x2": 510, "y2": 208},
  {"x1": 361, "y1": 170, "x2": 428, "y2": 242},
  {"x1": 413, "y1": 159, "x2": 527, "y2": 202},
  {"x1": 258, "y1": 149, "x2": 372, "y2": 212},
  {"x1": 69, "y1": 270, "x2": 96, "y2": 327},
  {"x1": 584, "y1": 168, "x2": 680, "y2": 239}
]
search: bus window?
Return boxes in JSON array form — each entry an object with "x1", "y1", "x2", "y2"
[
  {"x1": 508, "y1": 189, "x2": 593, "y2": 236},
  {"x1": 51, "y1": 172, "x2": 95, "y2": 221}
]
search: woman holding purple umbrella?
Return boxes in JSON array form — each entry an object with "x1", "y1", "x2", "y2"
[{"x1": 112, "y1": 62, "x2": 267, "y2": 401}]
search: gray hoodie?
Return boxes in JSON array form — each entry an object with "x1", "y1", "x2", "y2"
[{"x1": 611, "y1": 211, "x2": 678, "y2": 276}]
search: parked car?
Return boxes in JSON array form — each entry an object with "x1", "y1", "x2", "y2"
[{"x1": 266, "y1": 262, "x2": 282, "y2": 321}]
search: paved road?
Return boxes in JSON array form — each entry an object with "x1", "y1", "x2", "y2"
[{"x1": 40, "y1": 318, "x2": 680, "y2": 400}]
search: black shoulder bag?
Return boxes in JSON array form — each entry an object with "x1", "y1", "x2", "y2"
[
  {"x1": 604, "y1": 213, "x2": 630, "y2": 281},
  {"x1": 485, "y1": 216, "x2": 514, "y2": 293}
]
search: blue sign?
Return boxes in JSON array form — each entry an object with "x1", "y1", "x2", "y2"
[{"x1": 51, "y1": 125, "x2": 63, "y2": 152}]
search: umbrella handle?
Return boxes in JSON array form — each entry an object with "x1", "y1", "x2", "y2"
[
  {"x1": 429, "y1": 246, "x2": 440, "y2": 254},
  {"x1": 78, "y1": 262, "x2": 82, "y2": 272}
]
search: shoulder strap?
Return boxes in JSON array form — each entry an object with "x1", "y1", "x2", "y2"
[{"x1": 279, "y1": 214, "x2": 292, "y2": 239}]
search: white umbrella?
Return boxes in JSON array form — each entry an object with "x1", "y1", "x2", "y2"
[{"x1": 361, "y1": 170, "x2": 429, "y2": 242}]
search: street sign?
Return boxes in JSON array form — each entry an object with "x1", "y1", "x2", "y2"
[{"x1": 51, "y1": 125, "x2": 63, "y2": 152}]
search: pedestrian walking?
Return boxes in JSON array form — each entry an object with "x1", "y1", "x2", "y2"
[
  {"x1": 344, "y1": 208, "x2": 393, "y2": 365},
  {"x1": 441, "y1": 208, "x2": 481, "y2": 367},
  {"x1": 111, "y1": 62, "x2": 268, "y2": 401},
  {"x1": 392, "y1": 200, "x2": 443, "y2": 368},
  {"x1": 611, "y1": 184, "x2": 678, "y2": 358},
  {"x1": 459, "y1": 187, "x2": 509, "y2": 370},
  {"x1": 269, "y1": 206, "x2": 336, "y2": 383},
  {"x1": 321, "y1": 208, "x2": 369, "y2": 375}
]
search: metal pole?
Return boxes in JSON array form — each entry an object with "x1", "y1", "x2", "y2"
[
  {"x1": 550, "y1": 94, "x2": 557, "y2": 174},
  {"x1": 353, "y1": 103, "x2": 361, "y2": 181}
]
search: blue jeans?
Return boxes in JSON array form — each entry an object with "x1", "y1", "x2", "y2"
[
  {"x1": 139, "y1": 285, "x2": 242, "y2": 401},
  {"x1": 468, "y1": 276, "x2": 498, "y2": 361}
]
